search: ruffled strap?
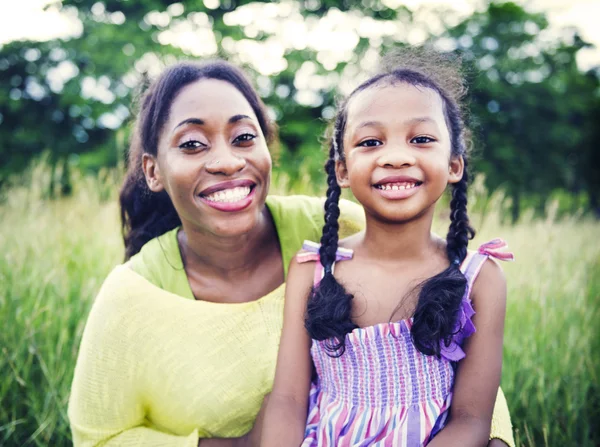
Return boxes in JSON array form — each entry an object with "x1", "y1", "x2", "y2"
[
  {"x1": 296, "y1": 240, "x2": 353, "y2": 286},
  {"x1": 440, "y1": 238, "x2": 514, "y2": 362}
]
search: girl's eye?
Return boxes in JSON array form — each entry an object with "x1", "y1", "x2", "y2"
[
  {"x1": 411, "y1": 136, "x2": 436, "y2": 144},
  {"x1": 233, "y1": 133, "x2": 257, "y2": 145},
  {"x1": 178, "y1": 140, "x2": 205, "y2": 151},
  {"x1": 358, "y1": 139, "x2": 382, "y2": 147}
]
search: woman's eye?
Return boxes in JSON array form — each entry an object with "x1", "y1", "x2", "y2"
[
  {"x1": 358, "y1": 139, "x2": 382, "y2": 147},
  {"x1": 233, "y1": 133, "x2": 257, "y2": 145},
  {"x1": 411, "y1": 136, "x2": 436, "y2": 144},
  {"x1": 179, "y1": 140, "x2": 205, "y2": 151}
]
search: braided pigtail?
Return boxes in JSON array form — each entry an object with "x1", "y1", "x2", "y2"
[
  {"x1": 411, "y1": 158, "x2": 475, "y2": 357},
  {"x1": 305, "y1": 138, "x2": 358, "y2": 357},
  {"x1": 446, "y1": 159, "x2": 475, "y2": 266}
]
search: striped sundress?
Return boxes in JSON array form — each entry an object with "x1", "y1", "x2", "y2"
[{"x1": 296, "y1": 239, "x2": 514, "y2": 447}]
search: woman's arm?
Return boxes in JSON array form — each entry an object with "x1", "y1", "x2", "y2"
[
  {"x1": 429, "y1": 259, "x2": 507, "y2": 447},
  {"x1": 488, "y1": 387, "x2": 514, "y2": 446},
  {"x1": 261, "y1": 258, "x2": 315, "y2": 447}
]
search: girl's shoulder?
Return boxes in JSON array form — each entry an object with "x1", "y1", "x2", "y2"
[
  {"x1": 463, "y1": 239, "x2": 514, "y2": 309},
  {"x1": 462, "y1": 239, "x2": 514, "y2": 285}
]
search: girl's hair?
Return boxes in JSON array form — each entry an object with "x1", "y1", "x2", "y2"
[
  {"x1": 119, "y1": 60, "x2": 276, "y2": 260},
  {"x1": 305, "y1": 47, "x2": 475, "y2": 357}
]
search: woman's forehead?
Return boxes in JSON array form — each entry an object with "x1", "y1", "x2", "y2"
[{"x1": 168, "y1": 78, "x2": 257, "y2": 124}]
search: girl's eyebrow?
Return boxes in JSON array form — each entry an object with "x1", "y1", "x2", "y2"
[
  {"x1": 354, "y1": 117, "x2": 435, "y2": 130},
  {"x1": 355, "y1": 120, "x2": 384, "y2": 130},
  {"x1": 407, "y1": 117, "x2": 436, "y2": 125}
]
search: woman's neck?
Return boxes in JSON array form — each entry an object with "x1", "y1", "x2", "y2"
[
  {"x1": 177, "y1": 206, "x2": 279, "y2": 279},
  {"x1": 360, "y1": 208, "x2": 441, "y2": 263}
]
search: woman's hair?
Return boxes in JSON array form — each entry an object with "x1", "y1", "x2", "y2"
[
  {"x1": 305, "y1": 47, "x2": 475, "y2": 357},
  {"x1": 119, "y1": 60, "x2": 276, "y2": 260}
]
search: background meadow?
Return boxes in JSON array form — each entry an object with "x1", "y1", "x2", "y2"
[{"x1": 0, "y1": 165, "x2": 598, "y2": 446}]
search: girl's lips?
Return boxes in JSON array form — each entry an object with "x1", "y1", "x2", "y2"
[
  {"x1": 198, "y1": 185, "x2": 257, "y2": 212},
  {"x1": 374, "y1": 183, "x2": 421, "y2": 200}
]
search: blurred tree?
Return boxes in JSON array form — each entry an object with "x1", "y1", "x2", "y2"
[
  {"x1": 0, "y1": 0, "x2": 597, "y2": 217},
  {"x1": 437, "y1": 2, "x2": 599, "y2": 220}
]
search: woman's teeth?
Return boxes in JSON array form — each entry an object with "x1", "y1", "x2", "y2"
[
  {"x1": 376, "y1": 182, "x2": 418, "y2": 191},
  {"x1": 203, "y1": 186, "x2": 251, "y2": 203}
]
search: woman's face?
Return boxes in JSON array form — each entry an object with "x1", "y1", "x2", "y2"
[{"x1": 144, "y1": 78, "x2": 272, "y2": 238}]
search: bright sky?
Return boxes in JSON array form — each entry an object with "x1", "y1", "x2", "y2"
[{"x1": 0, "y1": 0, "x2": 598, "y2": 71}]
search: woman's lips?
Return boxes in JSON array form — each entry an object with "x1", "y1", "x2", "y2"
[
  {"x1": 198, "y1": 179, "x2": 257, "y2": 212},
  {"x1": 198, "y1": 185, "x2": 256, "y2": 212}
]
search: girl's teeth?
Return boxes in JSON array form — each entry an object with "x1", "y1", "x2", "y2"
[
  {"x1": 204, "y1": 186, "x2": 251, "y2": 203},
  {"x1": 378, "y1": 183, "x2": 417, "y2": 190}
]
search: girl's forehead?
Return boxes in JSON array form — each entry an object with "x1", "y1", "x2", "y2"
[{"x1": 345, "y1": 83, "x2": 446, "y2": 129}]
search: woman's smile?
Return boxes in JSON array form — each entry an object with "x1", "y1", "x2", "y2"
[{"x1": 198, "y1": 179, "x2": 257, "y2": 212}]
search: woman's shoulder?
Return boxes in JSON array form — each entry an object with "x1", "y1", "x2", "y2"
[
  {"x1": 93, "y1": 264, "x2": 157, "y2": 306},
  {"x1": 128, "y1": 227, "x2": 182, "y2": 278},
  {"x1": 267, "y1": 195, "x2": 364, "y2": 234}
]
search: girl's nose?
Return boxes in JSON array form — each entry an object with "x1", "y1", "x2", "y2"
[
  {"x1": 376, "y1": 145, "x2": 417, "y2": 168},
  {"x1": 205, "y1": 147, "x2": 246, "y2": 175}
]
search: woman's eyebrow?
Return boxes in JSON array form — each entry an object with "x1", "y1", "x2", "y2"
[
  {"x1": 229, "y1": 114, "x2": 252, "y2": 124},
  {"x1": 173, "y1": 114, "x2": 252, "y2": 131},
  {"x1": 174, "y1": 118, "x2": 204, "y2": 130}
]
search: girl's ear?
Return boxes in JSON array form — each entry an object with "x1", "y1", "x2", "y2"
[
  {"x1": 448, "y1": 155, "x2": 465, "y2": 184},
  {"x1": 142, "y1": 153, "x2": 165, "y2": 193},
  {"x1": 335, "y1": 160, "x2": 350, "y2": 188}
]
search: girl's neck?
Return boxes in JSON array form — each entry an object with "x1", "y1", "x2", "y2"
[
  {"x1": 360, "y1": 208, "x2": 440, "y2": 262},
  {"x1": 177, "y1": 207, "x2": 278, "y2": 279}
]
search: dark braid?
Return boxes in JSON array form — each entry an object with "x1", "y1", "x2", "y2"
[
  {"x1": 411, "y1": 160, "x2": 475, "y2": 357},
  {"x1": 447, "y1": 160, "x2": 475, "y2": 265},
  {"x1": 306, "y1": 47, "x2": 477, "y2": 358},
  {"x1": 305, "y1": 139, "x2": 358, "y2": 356}
]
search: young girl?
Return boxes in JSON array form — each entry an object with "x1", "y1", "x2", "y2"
[{"x1": 262, "y1": 49, "x2": 514, "y2": 447}]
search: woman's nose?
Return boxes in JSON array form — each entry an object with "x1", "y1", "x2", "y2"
[
  {"x1": 205, "y1": 146, "x2": 246, "y2": 175},
  {"x1": 376, "y1": 144, "x2": 417, "y2": 168}
]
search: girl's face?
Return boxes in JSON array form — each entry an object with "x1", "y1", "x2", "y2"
[
  {"x1": 143, "y1": 78, "x2": 272, "y2": 238},
  {"x1": 337, "y1": 82, "x2": 464, "y2": 224}
]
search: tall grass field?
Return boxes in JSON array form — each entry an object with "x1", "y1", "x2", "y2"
[{"x1": 1, "y1": 165, "x2": 599, "y2": 446}]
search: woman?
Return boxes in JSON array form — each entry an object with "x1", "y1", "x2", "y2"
[{"x1": 68, "y1": 60, "x2": 514, "y2": 447}]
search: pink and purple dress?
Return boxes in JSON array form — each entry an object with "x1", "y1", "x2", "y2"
[{"x1": 296, "y1": 239, "x2": 513, "y2": 447}]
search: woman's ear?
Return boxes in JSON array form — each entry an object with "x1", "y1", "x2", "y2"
[
  {"x1": 335, "y1": 160, "x2": 350, "y2": 188},
  {"x1": 448, "y1": 155, "x2": 465, "y2": 184},
  {"x1": 142, "y1": 154, "x2": 165, "y2": 193}
]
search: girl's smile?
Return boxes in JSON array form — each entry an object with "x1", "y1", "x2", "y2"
[{"x1": 373, "y1": 175, "x2": 423, "y2": 199}]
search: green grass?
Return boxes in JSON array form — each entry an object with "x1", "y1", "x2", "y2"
[{"x1": 1, "y1": 165, "x2": 598, "y2": 446}]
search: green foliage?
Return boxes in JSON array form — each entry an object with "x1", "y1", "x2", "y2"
[
  {"x1": 1, "y1": 167, "x2": 599, "y2": 446},
  {"x1": 438, "y1": 2, "x2": 600, "y2": 220},
  {"x1": 0, "y1": 0, "x2": 600, "y2": 218},
  {"x1": 0, "y1": 0, "x2": 598, "y2": 208}
]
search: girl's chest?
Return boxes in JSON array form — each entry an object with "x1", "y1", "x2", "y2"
[{"x1": 337, "y1": 265, "x2": 423, "y2": 327}]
